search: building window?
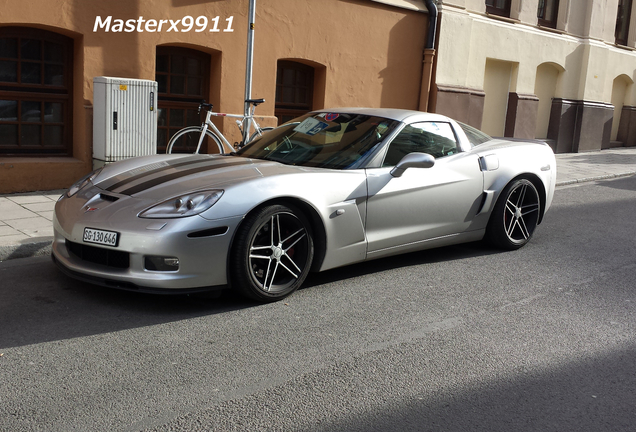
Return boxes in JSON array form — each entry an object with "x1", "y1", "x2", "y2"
[
  {"x1": 537, "y1": 0, "x2": 559, "y2": 28},
  {"x1": 485, "y1": 0, "x2": 511, "y2": 18},
  {"x1": 0, "y1": 27, "x2": 73, "y2": 156},
  {"x1": 616, "y1": 0, "x2": 633, "y2": 46},
  {"x1": 275, "y1": 61, "x2": 314, "y2": 124},
  {"x1": 155, "y1": 47, "x2": 210, "y2": 153}
]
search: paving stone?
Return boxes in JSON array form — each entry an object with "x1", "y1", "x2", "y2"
[
  {"x1": 0, "y1": 200, "x2": 35, "y2": 220},
  {"x1": 25, "y1": 226, "x2": 54, "y2": 237},
  {"x1": 7, "y1": 195, "x2": 52, "y2": 205},
  {"x1": 23, "y1": 201, "x2": 56, "y2": 213},
  {"x1": 0, "y1": 225, "x2": 21, "y2": 236},
  {"x1": 6, "y1": 217, "x2": 51, "y2": 230},
  {"x1": 37, "y1": 211, "x2": 54, "y2": 221},
  {"x1": 0, "y1": 233, "x2": 30, "y2": 247},
  {"x1": 43, "y1": 190, "x2": 66, "y2": 201}
]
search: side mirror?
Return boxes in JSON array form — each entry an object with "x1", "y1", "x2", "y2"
[{"x1": 390, "y1": 152, "x2": 435, "y2": 177}]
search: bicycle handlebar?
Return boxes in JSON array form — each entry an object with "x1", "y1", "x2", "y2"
[{"x1": 198, "y1": 102, "x2": 213, "y2": 114}]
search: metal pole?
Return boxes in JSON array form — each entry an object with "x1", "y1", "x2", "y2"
[{"x1": 244, "y1": 0, "x2": 256, "y2": 125}]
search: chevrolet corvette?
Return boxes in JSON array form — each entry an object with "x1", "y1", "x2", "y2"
[{"x1": 52, "y1": 108, "x2": 556, "y2": 301}]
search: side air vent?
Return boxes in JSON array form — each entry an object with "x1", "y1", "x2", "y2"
[{"x1": 187, "y1": 227, "x2": 229, "y2": 238}]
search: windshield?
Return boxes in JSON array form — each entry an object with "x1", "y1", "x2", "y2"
[{"x1": 236, "y1": 113, "x2": 400, "y2": 169}]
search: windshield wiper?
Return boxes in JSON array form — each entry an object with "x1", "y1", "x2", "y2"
[{"x1": 258, "y1": 155, "x2": 294, "y2": 165}]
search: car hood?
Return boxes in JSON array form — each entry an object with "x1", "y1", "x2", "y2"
[{"x1": 91, "y1": 154, "x2": 312, "y2": 201}]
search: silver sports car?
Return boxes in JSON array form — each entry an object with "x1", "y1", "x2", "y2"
[{"x1": 52, "y1": 108, "x2": 556, "y2": 301}]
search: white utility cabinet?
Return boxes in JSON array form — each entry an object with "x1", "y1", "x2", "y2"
[{"x1": 93, "y1": 76, "x2": 158, "y2": 166}]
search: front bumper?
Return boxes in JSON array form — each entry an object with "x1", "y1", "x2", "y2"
[{"x1": 52, "y1": 193, "x2": 244, "y2": 291}]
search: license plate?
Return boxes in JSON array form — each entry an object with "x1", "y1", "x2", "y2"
[{"x1": 83, "y1": 228, "x2": 119, "y2": 247}]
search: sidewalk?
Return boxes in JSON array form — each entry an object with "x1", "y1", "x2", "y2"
[
  {"x1": 0, "y1": 190, "x2": 64, "y2": 261},
  {"x1": 2, "y1": 147, "x2": 636, "y2": 261}
]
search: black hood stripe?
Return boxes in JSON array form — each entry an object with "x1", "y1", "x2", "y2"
[
  {"x1": 100, "y1": 155, "x2": 209, "y2": 192},
  {"x1": 119, "y1": 159, "x2": 252, "y2": 196}
]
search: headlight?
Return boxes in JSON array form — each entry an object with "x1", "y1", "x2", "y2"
[
  {"x1": 139, "y1": 190, "x2": 224, "y2": 219},
  {"x1": 66, "y1": 168, "x2": 103, "y2": 198}
]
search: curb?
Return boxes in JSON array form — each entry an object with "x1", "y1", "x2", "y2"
[{"x1": 555, "y1": 171, "x2": 636, "y2": 187}]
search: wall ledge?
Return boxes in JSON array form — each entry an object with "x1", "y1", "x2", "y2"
[{"x1": 0, "y1": 157, "x2": 86, "y2": 165}]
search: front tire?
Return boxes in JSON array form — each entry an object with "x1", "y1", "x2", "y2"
[
  {"x1": 486, "y1": 179, "x2": 541, "y2": 250},
  {"x1": 231, "y1": 204, "x2": 314, "y2": 302}
]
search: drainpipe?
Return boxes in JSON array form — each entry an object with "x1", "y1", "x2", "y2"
[
  {"x1": 419, "y1": 0, "x2": 437, "y2": 112},
  {"x1": 244, "y1": 0, "x2": 256, "y2": 117}
]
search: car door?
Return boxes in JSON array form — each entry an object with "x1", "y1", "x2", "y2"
[{"x1": 365, "y1": 121, "x2": 484, "y2": 256}]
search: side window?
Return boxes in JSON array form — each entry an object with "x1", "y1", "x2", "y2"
[
  {"x1": 383, "y1": 122, "x2": 458, "y2": 167},
  {"x1": 458, "y1": 121, "x2": 492, "y2": 147}
]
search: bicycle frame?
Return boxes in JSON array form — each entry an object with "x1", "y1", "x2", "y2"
[{"x1": 166, "y1": 100, "x2": 271, "y2": 155}]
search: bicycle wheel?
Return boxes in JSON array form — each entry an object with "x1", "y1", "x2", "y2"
[
  {"x1": 248, "y1": 127, "x2": 275, "y2": 144},
  {"x1": 166, "y1": 126, "x2": 225, "y2": 154}
]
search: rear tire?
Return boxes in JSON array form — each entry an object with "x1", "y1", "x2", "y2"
[
  {"x1": 231, "y1": 204, "x2": 314, "y2": 302},
  {"x1": 486, "y1": 179, "x2": 541, "y2": 250}
]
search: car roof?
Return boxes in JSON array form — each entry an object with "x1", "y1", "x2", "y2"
[{"x1": 312, "y1": 107, "x2": 452, "y2": 123}]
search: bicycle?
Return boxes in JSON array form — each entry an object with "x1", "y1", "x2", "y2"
[{"x1": 166, "y1": 98, "x2": 274, "y2": 154}]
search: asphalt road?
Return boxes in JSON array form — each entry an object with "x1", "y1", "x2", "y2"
[{"x1": 1, "y1": 176, "x2": 636, "y2": 432}]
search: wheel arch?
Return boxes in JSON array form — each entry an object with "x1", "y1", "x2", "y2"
[
  {"x1": 501, "y1": 173, "x2": 548, "y2": 225},
  {"x1": 227, "y1": 197, "x2": 328, "y2": 285}
]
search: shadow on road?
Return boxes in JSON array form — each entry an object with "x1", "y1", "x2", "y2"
[
  {"x1": 0, "y1": 242, "x2": 500, "y2": 350},
  {"x1": 0, "y1": 256, "x2": 247, "y2": 349},
  {"x1": 302, "y1": 241, "x2": 499, "y2": 289}
]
